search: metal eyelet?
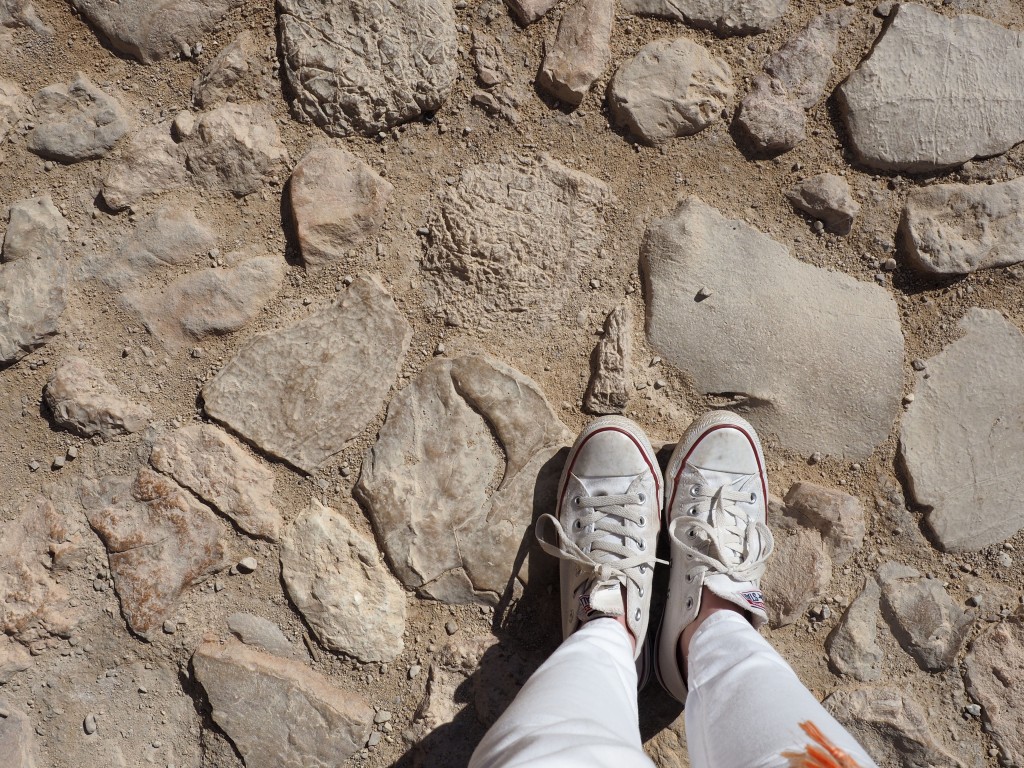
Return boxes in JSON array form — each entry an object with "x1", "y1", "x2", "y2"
[
  {"x1": 689, "y1": 484, "x2": 701, "y2": 497},
  {"x1": 639, "y1": 565, "x2": 646, "y2": 574},
  {"x1": 686, "y1": 573, "x2": 693, "y2": 582},
  {"x1": 639, "y1": 516, "x2": 646, "y2": 527},
  {"x1": 638, "y1": 493, "x2": 646, "y2": 503},
  {"x1": 638, "y1": 540, "x2": 647, "y2": 551},
  {"x1": 573, "y1": 496, "x2": 581, "y2": 505},
  {"x1": 688, "y1": 507, "x2": 698, "y2": 516},
  {"x1": 635, "y1": 608, "x2": 642, "y2": 620},
  {"x1": 686, "y1": 597, "x2": 693, "y2": 608},
  {"x1": 574, "y1": 519, "x2": 582, "y2": 529},
  {"x1": 687, "y1": 530, "x2": 696, "y2": 538},
  {"x1": 639, "y1": 586, "x2": 645, "y2": 597},
  {"x1": 749, "y1": 492, "x2": 757, "y2": 502}
]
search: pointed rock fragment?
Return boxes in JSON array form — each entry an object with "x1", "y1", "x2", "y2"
[
  {"x1": 964, "y1": 618, "x2": 1024, "y2": 766},
  {"x1": 784, "y1": 482, "x2": 864, "y2": 567},
  {"x1": 584, "y1": 304, "x2": 631, "y2": 415},
  {"x1": 827, "y1": 578, "x2": 883, "y2": 681},
  {"x1": 620, "y1": 0, "x2": 787, "y2": 34},
  {"x1": 44, "y1": 357, "x2": 151, "y2": 439},
  {"x1": 537, "y1": 0, "x2": 613, "y2": 106}
]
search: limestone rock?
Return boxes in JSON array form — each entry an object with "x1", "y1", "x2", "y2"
[
  {"x1": 28, "y1": 73, "x2": 129, "y2": 162},
  {"x1": 900, "y1": 309, "x2": 1024, "y2": 551},
  {"x1": 608, "y1": 38, "x2": 733, "y2": 145},
  {"x1": 0, "y1": 704, "x2": 37, "y2": 768},
  {"x1": 280, "y1": 499, "x2": 406, "y2": 662},
  {"x1": 838, "y1": 3, "x2": 1024, "y2": 172},
  {"x1": 289, "y1": 147, "x2": 393, "y2": 268},
  {"x1": 0, "y1": 0, "x2": 51, "y2": 35},
  {"x1": 505, "y1": 0, "x2": 558, "y2": 24},
  {"x1": 825, "y1": 687, "x2": 963, "y2": 768},
  {"x1": 827, "y1": 578, "x2": 883, "y2": 681},
  {"x1": 101, "y1": 124, "x2": 189, "y2": 211},
  {"x1": 783, "y1": 482, "x2": 864, "y2": 567},
  {"x1": 423, "y1": 157, "x2": 612, "y2": 328},
  {"x1": 44, "y1": 357, "x2": 152, "y2": 439},
  {"x1": 203, "y1": 276, "x2": 411, "y2": 473},
  {"x1": 641, "y1": 197, "x2": 904, "y2": 458},
  {"x1": 644, "y1": 714, "x2": 690, "y2": 768},
  {"x1": 3, "y1": 196, "x2": 68, "y2": 262},
  {"x1": 761, "y1": 528, "x2": 832, "y2": 627},
  {"x1": 150, "y1": 424, "x2": 283, "y2": 541},
  {"x1": 192, "y1": 31, "x2": 256, "y2": 108},
  {"x1": 736, "y1": 76, "x2": 805, "y2": 153},
  {"x1": 192, "y1": 637, "x2": 373, "y2": 768},
  {"x1": 0, "y1": 79, "x2": 25, "y2": 163},
  {"x1": 620, "y1": 0, "x2": 787, "y2": 34},
  {"x1": 357, "y1": 354, "x2": 570, "y2": 604},
  {"x1": 0, "y1": 638, "x2": 32, "y2": 683},
  {"x1": 226, "y1": 614, "x2": 301, "y2": 659},
  {"x1": 121, "y1": 255, "x2": 284, "y2": 350},
  {"x1": 786, "y1": 173, "x2": 859, "y2": 236},
  {"x1": 70, "y1": 0, "x2": 241, "y2": 63},
  {"x1": 877, "y1": 562, "x2": 972, "y2": 671},
  {"x1": 472, "y1": 31, "x2": 507, "y2": 87},
  {"x1": 964, "y1": 618, "x2": 1024, "y2": 766},
  {"x1": 900, "y1": 177, "x2": 1024, "y2": 275},
  {"x1": 278, "y1": 0, "x2": 457, "y2": 137},
  {"x1": 81, "y1": 469, "x2": 228, "y2": 639},
  {"x1": 584, "y1": 304, "x2": 631, "y2": 415},
  {"x1": 536, "y1": 0, "x2": 613, "y2": 106},
  {"x1": 179, "y1": 104, "x2": 288, "y2": 197}
]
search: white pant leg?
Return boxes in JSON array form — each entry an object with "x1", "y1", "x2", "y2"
[
  {"x1": 684, "y1": 611, "x2": 878, "y2": 768},
  {"x1": 469, "y1": 618, "x2": 655, "y2": 768}
]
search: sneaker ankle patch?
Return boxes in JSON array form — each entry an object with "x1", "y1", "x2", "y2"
[{"x1": 740, "y1": 590, "x2": 765, "y2": 611}]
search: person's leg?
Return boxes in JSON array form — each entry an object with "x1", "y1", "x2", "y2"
[
  {"x1": 682, "y1": 595, "x2": 878, "y2": 768},
  {"x1": 469, "y1": 618, "x2": 655, "y2": 768}
]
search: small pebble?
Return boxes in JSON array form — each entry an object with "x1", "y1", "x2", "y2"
[
  {"x1": 445, "y1": 620, "x2": 459, "y2": 636},
  {"x1": 52, "y1": 455, "x2": 65, "y2": 470},
  {"x1": 163, "y1": 620, "x2": 176, "y2": 635},
  {"x1": 653, "y1": 379, "x2": 667, "y2": 390},
  {"x1": 998, "y1": 553, "x2": 1012, "y2": 568},
  {"x1": 911, "y1": 359, "x2": 927, "y2": 371},
  {"x1": 967, "y1": 595, "x2": 983, "y2": 608},
  {"x1": 903, "y1": 393, "x2": 915, "y2": 405},
  {"x1": 589, "y1": 278, "x2": 601, "y2": 289},
  {"x1": 873, "y1": 273, "x2": 886, "y2": 285},
  {"x1": 809, "y1": 452, "x2": 822, "y2": 465},
  {"x1": 882, "y1": 258, "x2": 897, "y2": 271},
  {"x1": 84, "y1": 713, "x2": 97, "y2": 734},
  {"x1": 964, "y1": 703, "x2": 982, "y2": 718},
  {"x1": 367, "y1": 732, "x2": 382, "y2": 748},
  {"x1": 696, "y1": 286, "x2": 712, "y2": 300},
  {"x1": 416, "y1": 226, "x2": 429, "y2": 236},
  {"x1": 0, "y1": 705, "x2": 9, "y2": 718},
  {"x1": 408, "y1": 664, "x2": 422, "y2": 679},
  {"x1": 66, "y1": 446, "x2": 79, "y2": 459},
  {"x1": 236, "y1": 557, "x2": 258, "y2": 574},
  {"x1": 374, "y1": 710, "x2": 392, "y2": 724},
  {"x1": 28, "y1": 460, "x2": 40, "y2": 472}
]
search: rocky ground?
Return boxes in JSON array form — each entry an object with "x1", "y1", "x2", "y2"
[{"x1": 2, "y1": 0, "x2": 1024, "y2": 765}]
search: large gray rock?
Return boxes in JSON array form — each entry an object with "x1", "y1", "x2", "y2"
[
  {"x1": 192, "y1": 31, "x2": 257, "y2": 108},
  {"x1": 192, "y1": 637, "x2": 373, "y2": 768},
  {"x1": 0, "y1": 704, "x2": 37, "y2": 768},
  {"x1": 150, "y1": 424, "x2": 283, "y2": 541},
  {"x1": 783, "y1": 481, "x2": 864, "y2": 567},
  {"x1": 100, "y1": 124, "x2": 189, "y2": 211},
  {"x1": 28, "y1": 73, "x2": 129, "y2": 162},
  {"x1": 838, "y1": 3, "x2": 1024, "y2": 172},
  {"x1": 608, "y1": 38, "x2": 733, "y2": 145},
  {"x1": 825, "y1": 687, "x2": 964, "y2": 768},
  {"x1": 280, "y1": 499, "x2": 406, "y2": 662},
  {"x1": 641, "y1": 197, "x2": 904, "y2": 459},
  {"x1": 760, "y1": 528, "x2": 831, "y2": 627},
  {"x1": 964, "y1": 619, "x2": 1024, "y2": 766},
  {"x1": 289, "y1": 147, "x2": 393, "y2": 269},
  {"x1": 44, "y1": 357, "x2": 152, "y2": 439},
  {"x1": 70, "y1": 0, "x2": 241, "y2": 63},
  {"x1": 3, "y1": 196, "x2": 67, "y2": 263},
  {"x1": 620, "y1": 0, "x2": 787, "y2": 34},
  {"x1": 278, "y1": 0, "x2": 457, "y2": 137},
  {"x1": 900, "y1": 309, "x2": 1024, "y2": 551},
  {"x1": 536, "y1": 0, "x2": 613, "y2": 106},
  {"x1": 81, "y1": 469, "x2": 229, "y2": 639},
  {"x1": 356, "y1": 355, "x2": 570, "y2": 604},
  {"x1": 423, "y1": 157, "x2": 612, "y2": 328},
  {"x1": 584, "y1": 304, "x2": 631, "y2": 415},
  {"x1": 900, "y1": 177, "x2": 1024, "y2": 275},
  {"x1": 203, "y1": 277, "x2": 411, "y2": 473},
  {"x1": 827, "y1": 578, "x2": 883, "y2": 682}
]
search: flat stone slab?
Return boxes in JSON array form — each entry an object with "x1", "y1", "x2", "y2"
[
  {"x1": 620, "y1": 0, "x2": 787, "y2": 34},
  {"x1": 278, "y1": 0, "x2": 457, "y2": 137},
  {"x1": 826, "y1": 577, "x2": 882, "y2": 682},
  {"x1": 423, "y1": 157, "x2": 612, "y2": 328},
  {"x1": 901, "y1": 308, "x2": 1024, "y2": 551},
  {"x1": 100, "y1": 123, "x2": 189, "y2": 211},
  {"x1": 900, "y1": 177, "x2": 1024, "y2": 275},
  {"x1": 584, "y1": 304, "x2": 631, "y2": 415},
  {"x1": 356, "y1": 354, "x2": 570, "y2": 604},
  {"x1": 838, "y1": 3, "x2": 1024, "y2": 172},
  {"x1": 44, "y1": 357, "x2": 151, "y2": 439},
  {"x1": 203, "y1": 276, "x2": 411, "y2": 473},
  {"x1": 0, "y1": 703, "x2": 37, "y2": 768},
  {"x1": 642, "y1": 197, "x2": 904, "y2": 459},
  {"x1": 28, "y1": 73, "x2": 129, "y2": 162},
  {"x1": 536, "y1": 0, "x2": 613, "y2": 106},
  {"x1": 964, "y1": 619, "x2": 1024, "y2": 766},
  {"x1": 761, "y1": 528, "x2": 831, "y2": 627},
  {"x1": 280, "y1": 499, "x2": 406, "y2": 662},
  {"x1": 193, "y1": 637, "x2": 373, "y2": 768}
]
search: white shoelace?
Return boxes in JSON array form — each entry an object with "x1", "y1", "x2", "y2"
[
  {"x1": 536, "y1": 478, "x2": 664, "y2": 599},
  {"x1": 668, "y1": 482, "x2": 775, "y2": 582}
]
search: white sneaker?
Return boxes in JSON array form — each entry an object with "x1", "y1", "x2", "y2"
[
  {"x1": 656, "y1": 411, "x2": 775, "y2": 702},
  {"x1": 536, "y1": 416, "x2": 664, "y2": 664}
]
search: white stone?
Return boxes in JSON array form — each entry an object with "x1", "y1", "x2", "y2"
[
  {"x1": 536, "y1": 0, "x2": 613, "y2": 106},
  {"x1": 28, "y1": 73, "x2": 129, "y2": 162},
  {"x1": 44, "y1": 357, "x2": 151, "y2": 439},
  {"x1": 620, "y1": 0, "x2": 787, "y2": 34}
]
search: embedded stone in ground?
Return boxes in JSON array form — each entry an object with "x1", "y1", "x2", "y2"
[
  {"x1": 584, "y1": 304, "x2": 632, "y2": 415},
  {"x1": 356, "y1": 354, "x2": 570, "y2": 604},
  {"x1": 120, "y1": 254, "x2": 284, "y2": 350},
  {"x1": 0, "y1": 703, "x2": 37, "y2": 768},
  {"x1": 3, "y1": 196, "x2": 67, "y2": 263},
  {"x1": 226, "y1": 614, "x2": 301, "y2": 659},
  {"x1": 608, "y1": 38, "x2": 733, "y2": 145},
  {"x1": 964, "y1": 619, "x2": 1024, "y2": 766},
  {"x1": 28, "y1": 73, "x2": 129, "y2": 162},
  {"x1": 202, "y1": 276, "x2": 411, "y2": 473},
  {"x1": 179, "y1": 104, "x2": 288, "y2": 197},
  {"x1": 0, "y1": 0, "x2": 51, "y2": 36},
  {"x1": 786, "y1": 173, "x2": 859, "y2": 236},
  {"x1": 192, "y1": 31, "x2": 257, "y2": 108},
  {"x1": 0, "y1": 80, "x2": 26, "y2": 164},
  {"x1": 783, "y1": 482, "x2": 864, "y2": 567},
  {"x1": 44, "y1": 357, "x2": 151, "y2": 439},
  {"x1": 900, "y1": 309, "x2": 1024, "y2": 551},
  {"x1": 70, "y1": 0, "x2": 241, "y2": 63},
  {"x1": 536, "y1": 0, "x2": 613, "y2": 106},
  {"x1": 877, "y1": 562, "x2": 972, "y2": 671},
  {"x1": 423, "y1": 157, "x2": 612, "y2": 328},
  {"x1": 0, "y1": 638, "x2": 32, "y2": 683},
  {"x1": 825, "y1": 687, "x2": 963, "y2": 768},
  {"x1": 826, "y1": 577, "x2": 883, "y2": 682},
  {"x1": 761, "y1": 528, "x2": 831, "y2": 627},
  {"x1": 280, "y1": 499, "x2": 406, "y2": 662},
  {"x1": 278, "y1": 0, "x2": 457, "y2": 137},
  {"x1": 900, "y1": 177, "x2": 1024, "y2": 276},
  {"x1": 289, "y1": 147, "x2": 393, "y2": 268},
  {"x1": 192, "y1": 637, "x2": 373, "y2": 768},
  {"x1": 505, "y1": 0, "x2": 558, "y2": 24},
  {"x1": 149, "y1": 424, "x2": 283, "y2": 541},
  {"x1": 100, "y1": 124, "x2": 189, "y2": 211},
  {"x1": 838, "y1": 3, "x2": 1024, "y2": 171},
  {"x1": 81, "y1": 469, "x2": 228, "y2": 639},
  {"x1": 620, "y1": 0, "x2": 787, "y2": 34},
  {"x1": 642, "y1": 197, "x2": 904, "y2": 458}
]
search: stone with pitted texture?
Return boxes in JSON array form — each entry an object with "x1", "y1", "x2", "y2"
[
  {"x1": 44, "y1": 357, "x2": 152, "y2": 439},
  {"x1": 192, "y1": 31, "x2": 257, "y2": 108},
  {"x1": 505, "y1": 0, "x2": 558, "y2": 24},
  {"x1": 584, "y1": 305, "x2": 632, "y2": 415},
  {"x1": 28, "y1": 74, "x2": 129, "y2": 162},
  {"x1": 826, "y1": 578, "x2": 883, "y2": 682},
  {"x1": 761, "y1": 528, "x2": 831, "y2": 627},
  {"x1": 620, "y1": 0, "x2": 787, "y2": 35},
  {"x1": 100, "y1": 124, "x2": 189, "y2": 211},
  {"x1": 537, "y1": 0, "x2": 613, "y2": 106},
  {"x1": 964, "y1": 618, "x2": 1024, "y2": 767},
  {"x1": 786, "y1": 173, "x2": 859, "y2": 236},
  {"x1": 0, "y1": 80, "x2": 25, "y2": 163},
  {"x1": 784, "y1": 482, "x2": 864, "y2": 567},
  {"x1": 0, "y1": 703, "x2": 37, "y2": 768}
]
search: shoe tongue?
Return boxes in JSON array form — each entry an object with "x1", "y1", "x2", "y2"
[{"x1": 576, "y1": 581, "x2": 624, "y2": 624}]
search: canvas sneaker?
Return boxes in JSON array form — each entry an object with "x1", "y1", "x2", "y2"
[
  {"x1": 655, "y1": 411, "x2": 775, "y2": 702},
  {"x1": 535, "y1": 416, "x2": 664, "y2": 676}
]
